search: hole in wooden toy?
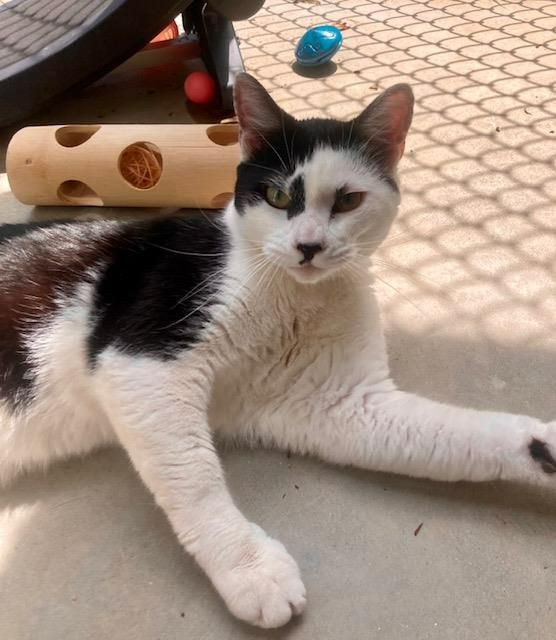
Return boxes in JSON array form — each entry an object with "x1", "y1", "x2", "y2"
[
  {"x1": 57, "y1": 180, "x2": 103, "y2": 206},
  {"x1": 211, "y1": 192, "x2": 234, "y2": 208},
  {"x1": 206, "y1": 125, "x2": 239, "y2": 146},
  {"x1": 119, "y1": 142, "x2": 163, "y2": 189},
  {"x1": 55, "y1": 125, "x2": 101, "y2": 147}
]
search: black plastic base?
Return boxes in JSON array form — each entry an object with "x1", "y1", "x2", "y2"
[{"x1": 183, "y1": 2, "x2": 245, "y2": 114}]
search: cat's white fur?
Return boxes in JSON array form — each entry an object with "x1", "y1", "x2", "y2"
[{"x1": 1, "y1": 141, "x2": 556, "y2": 629}]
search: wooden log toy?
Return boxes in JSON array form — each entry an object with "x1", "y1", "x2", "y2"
[{"x1": 6, "y1": 124, "x2": 240, "y2": 209}]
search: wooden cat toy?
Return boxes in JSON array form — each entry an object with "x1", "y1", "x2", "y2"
[{"x1": 6, "y1": 123, "x2": 240, "y2": 209}]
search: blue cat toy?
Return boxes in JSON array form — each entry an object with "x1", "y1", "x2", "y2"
[{"x1": 295, "y1": 25, "x2": 343, "y2": 67}]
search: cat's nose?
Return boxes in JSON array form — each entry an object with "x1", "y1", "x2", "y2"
[{"x1": 297, "y1": 243, "x2": 323, "y2": 264}]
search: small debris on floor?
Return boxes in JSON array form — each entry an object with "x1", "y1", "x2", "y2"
[
  {"x1": 180, "y1": 612, "x2": 185, "y2": 618},
  {"x1": 414, "y1": 522, "x2": 424, "y2": 536},
  {"x1": 524, "y1": 107, "x2": 531, "y2": 114},
  {"x1": 282, "y1": 493, "x2": 286, "y2": 499},
  {"x1": 495, "y1": 126, "x2": 501, "y2": 132},
  {"x1": 294, "y1": 484, "x2": 299, "y2": 490},
  {"x1": 332, "y1": 21, "x2": 349, "y2": 31}
]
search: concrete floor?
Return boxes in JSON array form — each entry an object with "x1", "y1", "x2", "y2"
[{"x1": 1, "y1": 0, "x2": 556, "y2": 638}]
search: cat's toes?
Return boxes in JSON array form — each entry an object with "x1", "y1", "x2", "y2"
[
  {"x1": 213, "y1": 530, "x2": 306, "y2": 628},
  {"x1": 529, "y1": 436, "x2": 556, "y2": 475}
]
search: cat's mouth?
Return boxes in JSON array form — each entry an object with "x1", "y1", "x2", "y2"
[{"x1": 287, "y1": 263, "x2": 327, "y2": 283}]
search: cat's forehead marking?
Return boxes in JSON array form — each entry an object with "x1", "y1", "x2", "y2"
[
  {"x1": 287, "y1": 175, "x2": 305, "y2": 219},
  {"x1": 300, "y1": 147, "x2": 365, "y2": 204}
]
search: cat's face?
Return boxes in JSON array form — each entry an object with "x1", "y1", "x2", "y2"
[{"x1": 230, "y1": 74, "x2": 414, "y2": 284}]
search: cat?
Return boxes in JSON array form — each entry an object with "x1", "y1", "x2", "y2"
[{"x1": 1, "y1": 73, "x2": 555, "y2": 629}]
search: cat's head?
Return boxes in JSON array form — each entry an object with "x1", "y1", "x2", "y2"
[{"x1": 228, "y1": 73, "x2": 413, "y2": 284}]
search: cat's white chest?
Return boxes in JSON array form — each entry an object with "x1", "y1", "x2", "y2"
[
  {"x1": 209, "y1": 316, "x2": 311, "y2": 435},
  {"x1": 208, "y1": 284, "x2": 387, "y2": 440}
]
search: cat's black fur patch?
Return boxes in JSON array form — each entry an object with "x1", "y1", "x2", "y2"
[
  {"x1": 529, "y1": 438, "x2": 556, "y2": 474},
  {"x1": 88, "y1": 214, "x2": 229, "y2": 363},
  {"x1": 0, "y1": 216, "x2": 229, "y2": 408},
  {"x1": 287, "y1": 175, "x2": 305, "y2": 219},
  {"x1": 0, "y1": 220, "x2": 114, "y2": 409},
  {"x1": 234, "y1": 118, "x2": 394, "y2": 215},
  {"x1": 0, "y1": 220, "x2": 68, "y2": 245}
]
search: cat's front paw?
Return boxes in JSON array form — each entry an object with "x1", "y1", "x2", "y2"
[{"x1": 212, "y1": 526, "x2": 306, "y2": 628}]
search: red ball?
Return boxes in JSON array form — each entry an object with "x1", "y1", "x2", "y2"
[{"x1": 184, "y1": 71, "x2": 217, "y2": 105}]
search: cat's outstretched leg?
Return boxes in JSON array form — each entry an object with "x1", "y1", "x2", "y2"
[
  {"x1": 257, "y1": 382, "x2": 556, "y2": 485},
  {"x1": 93, "y1": 349, "x2": 305, "y2": 628}
]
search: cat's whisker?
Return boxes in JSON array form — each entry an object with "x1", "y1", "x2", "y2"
[
  {"x1": 378, "y1": 212, "x2": 442, "y2": 248},
  {"x1": 371, "y1": 271, "x2": 429, "y2": 319},
  {"x1": 234, "y1": 253, "x2": 272, "y2": 292},
  {"x1": 253, "y1": 263, "x2": 273, "y2": 296},
  {"x1": 264, "y1": 261, "x2": 282, "y2": 296},
  {"x1": 186, "y1": 203, "x2": 224, "y2": 233},
  {"x1": 151, "y1": 241, "x2": 261, "y2": 259},
  {"x1": 281, "y1": 112, "x2": 292, "y2": 169},
  {"x1": 289, "y1": 126, "x2": 298, "y2": 167},
  {"x1": 148, "y1": 244, "x2": 228, "y2": 258},
  {"x1": 171, "y1": 266, "x2": 227, "y2": 310},
  {"x1": 161, "y1": 289, "x2": 221, "y2": 331},
  {"x1": 346, "y1": 119, "x2": 355, "y2": 148},
  {"x1": 250, "y1": 123, "x2": 288, "y2": 172},
  {"x1": 243, "y1": 161, "x2": 282, "y2": 174},
  {"x1": 371, "y1": 257, "x2": 457, "y2": 295},
  {"x1": 166, "y1": 253, "x2": 271, "y2": 331}
]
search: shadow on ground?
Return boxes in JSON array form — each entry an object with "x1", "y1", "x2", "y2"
[{"x1": 1, "y1": 332, "x2": 555, "y2": 640}]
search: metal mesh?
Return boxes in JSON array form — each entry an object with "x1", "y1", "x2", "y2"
[{"x1": 0, "y1": 0, "x2": 112, "y2": 72}]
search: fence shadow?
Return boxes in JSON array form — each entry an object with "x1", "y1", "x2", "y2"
[{"x1": 236, "y1": 0, "x2": 556, "y2": 353}]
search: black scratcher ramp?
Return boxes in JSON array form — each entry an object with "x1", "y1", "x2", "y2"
[{"x1": 0, "y1": 0, "x2": 190, "y2": 126}]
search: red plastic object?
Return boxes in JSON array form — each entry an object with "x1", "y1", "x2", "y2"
[
  {"x1": 150, "y1": 21, "x2": 179, "y2": 43},
  {"x1": 184, "y1": 71, "x2": 217, "y2": 104}
]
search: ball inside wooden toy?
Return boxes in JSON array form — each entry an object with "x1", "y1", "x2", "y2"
[
  {"x1": 184, "y1": 71, "x2": 217, "y2": 105},
  {"x1": 119, "y1": 142, "x2": 163, "y2": 189}
]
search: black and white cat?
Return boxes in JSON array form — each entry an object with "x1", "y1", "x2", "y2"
[{"x1": 1, "y1": 74, "x2": 555, "y2": 628}]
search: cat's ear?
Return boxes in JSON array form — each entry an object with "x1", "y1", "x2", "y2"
[
  {"x1": 354, "y1": 84, "x2": 414, "y2": 170},
  {"x1": 234, "y1": 73, "x2": 291, "y2": 157}
]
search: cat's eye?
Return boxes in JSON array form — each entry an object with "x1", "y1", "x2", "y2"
[
  {"x1": 265, "y1": 186, "x2": 291, "y2": 209},
  {"x1": 333, "y1": 191, "x2": 365, "y2": 214}
]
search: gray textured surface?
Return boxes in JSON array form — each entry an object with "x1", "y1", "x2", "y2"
[
  {"x1": 1, "y1": 0, "x2": 556, "y2": 638},
  {"x1": 1, "y1": 448, "x2": 556, "y2": 640}
]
